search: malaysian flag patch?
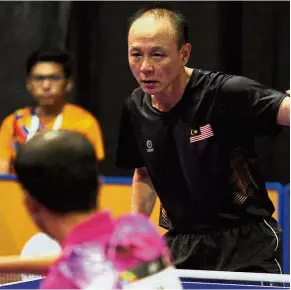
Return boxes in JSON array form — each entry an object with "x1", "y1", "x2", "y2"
[{"x1": 190, "y1": 124, "x2": 214, "y2": 143}]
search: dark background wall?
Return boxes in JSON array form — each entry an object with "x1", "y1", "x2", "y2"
[{"x1": 0, "y1": 1, "x2": 289, "y2": 183}]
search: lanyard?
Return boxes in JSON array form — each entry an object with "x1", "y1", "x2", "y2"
[{"x1": 26, "y1": 110, "x2": 63, "y2": 142}]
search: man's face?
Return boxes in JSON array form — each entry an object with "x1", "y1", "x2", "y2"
[
  {"x1": 27, "y1": 62, "x2": 71, "y2": 107},
  {"x1": 128, "y1": 15, "x2": 190, "y2": 95}
]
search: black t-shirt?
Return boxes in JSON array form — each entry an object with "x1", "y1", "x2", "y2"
[{"x1": 116, "y1": 68, "x2": 286, "y2": 232}]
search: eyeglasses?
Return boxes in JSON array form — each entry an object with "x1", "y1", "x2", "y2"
[{"x1": 30, "y1": 74, "x2": 66, "y2": 84}]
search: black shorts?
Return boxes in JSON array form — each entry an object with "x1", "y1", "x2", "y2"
[{"x1": 165, "y1": 216, "x2": 283, "y2": 274}]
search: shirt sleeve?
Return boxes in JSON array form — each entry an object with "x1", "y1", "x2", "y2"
[
  {"x1": 0, "y1": 114, "x2": 14, "y2": 172},
  {"x1": 73, "y1": 114, "x2": 105, "y2": 162},
  {"x1": 219, "y1": 75, "x2": 287, "y2": 136},
  {"x1": 85, "y1": 117, "x2": 105, "y2": 162},
  {"x1": 115, "y1": 97, "x2": 144, "y2": 169}
]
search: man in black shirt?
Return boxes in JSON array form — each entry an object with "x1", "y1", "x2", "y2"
[{"x1": 116, "y1": 6, "x2": 290, "y2": 273}]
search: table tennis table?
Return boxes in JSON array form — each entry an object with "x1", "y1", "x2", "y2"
[{"x1": 0, "y1": 270, "x2": 289, "y2": 289}]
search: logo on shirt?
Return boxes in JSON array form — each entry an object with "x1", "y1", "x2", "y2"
[
  {"x1": 190, "y1": 124, "x2": 214, "y2": 143},
  {"x1": 146, "y1": 140, "x2": 154, "y2": 152}
]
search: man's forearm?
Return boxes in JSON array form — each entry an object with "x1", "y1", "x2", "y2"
[
  {"x1": 132, "y1": 167, "x2": 157, "y2": 216},
  {"x1": 277, "y1": 96, "x2": 290, "y2": 126}
]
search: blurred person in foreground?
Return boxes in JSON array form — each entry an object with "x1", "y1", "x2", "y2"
[
  {"x1": 0, "y1": 47, "x2": 105, "y2": 175},
  {"x1": 9, "y1": 130, "x2": 181, "y2": 289}
]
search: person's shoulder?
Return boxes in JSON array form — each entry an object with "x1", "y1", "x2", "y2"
[
  {"x1": 13, "y1": 107, "x2": 31, "y2": 117},
  {"x1": 220, "y1": 75, "x2": 257, "y2": 92},
  {"x1": 191, "y1": 68, "x2": 231, "y2": 89},
  {"x1": 65, "y1": 103, "x2": 97, "y2": 122},
  {"x1": 192, "y1": 69, "x2": 260, "y2": 94},
  {"x1": 65, "y1": 103, "x2": 91, "y2": 115},
  {"x1": 1, "y1": 107, "x2": 31, "y2": 124}
]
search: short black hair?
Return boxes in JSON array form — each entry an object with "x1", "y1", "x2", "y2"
[
  {"x1": 128, "y1": 3, "x2": 189, "y2": 48},
  {"x1": 14, "y1": 130, "x2": 98, "y2": 214},
  {"x1": 26, "y1": 47, "x2": 72, "y2": 78}
]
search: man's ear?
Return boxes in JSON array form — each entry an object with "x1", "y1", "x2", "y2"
[
  {"x1": 24, "y1": 192, "x2": 41, "y2": 217},
  {"x1": 180, "y1": 43, "x2": 191, "y2": 66},
  {"x1": 65, "y1": 79, "x2": 73, "y2": 94},
  {"x1": 26, "y1": 78, "x2": 32, "y2": 93}
]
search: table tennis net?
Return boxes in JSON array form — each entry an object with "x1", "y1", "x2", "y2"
[{"x1": 0, "y1": 273, "x2": 42, "y2": 285}]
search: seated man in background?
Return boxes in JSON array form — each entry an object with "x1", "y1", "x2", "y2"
[
  {"x1": 11, "y1": 130, "x2": 181, "y2": 289},
  {"x1": 0, "y1": 47, "x2": 105, "y2": 174}
]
